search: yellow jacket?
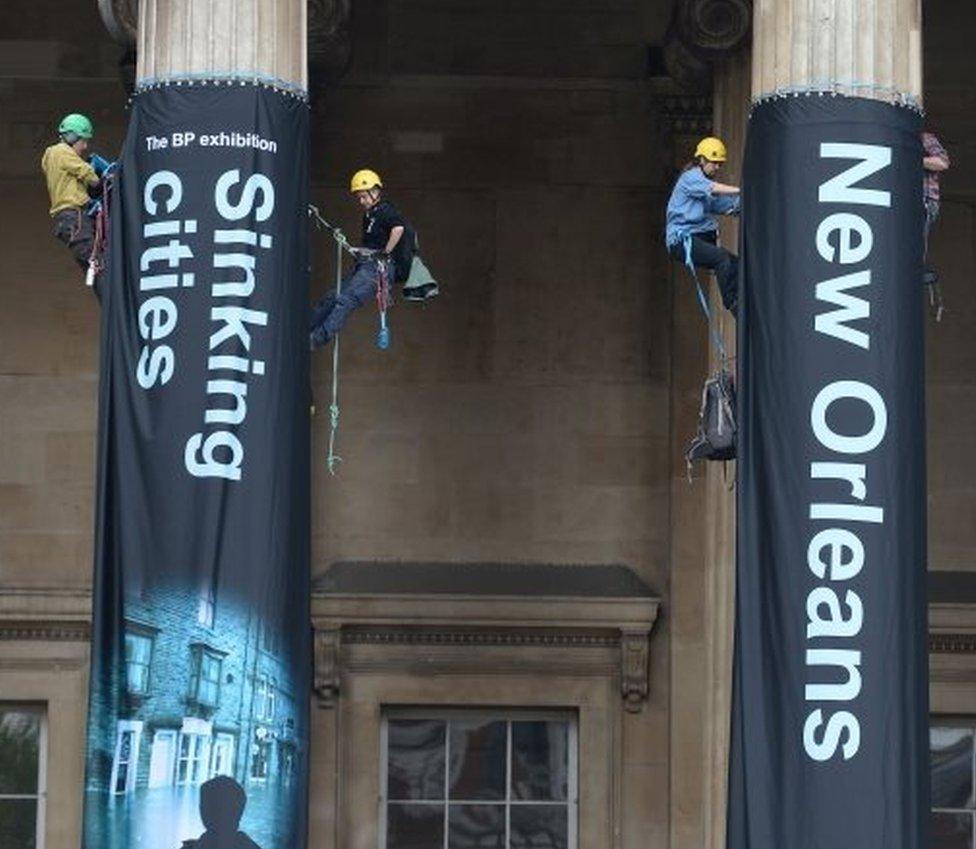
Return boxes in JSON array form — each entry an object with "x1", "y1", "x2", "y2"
[{"x1": 40, "y1": 143, "x2": 98, "y2": 216}]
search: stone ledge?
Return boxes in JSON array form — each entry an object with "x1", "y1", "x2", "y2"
[{"x1": 312, "y1": 561, "x2": 661, "y2": 713}]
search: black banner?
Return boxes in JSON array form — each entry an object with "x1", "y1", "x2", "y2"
[
  {"x1": 729, "y1": 96, "x2": 928, "y2": 847},
  {"x1": 82, "y1": 84, "x2": 309, "y2": 849}
]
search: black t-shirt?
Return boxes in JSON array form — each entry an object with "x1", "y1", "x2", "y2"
[{"x1": 362, "y1": 198, "x2": 415, "y2": 283}]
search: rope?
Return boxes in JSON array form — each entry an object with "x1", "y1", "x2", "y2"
[
  {"x1": 308, "y1": 204, "x2": 395, "y2": 472},
  {"x1": 309, "y1": 204, "x2": 357, "y2": 475},
  {"x1": 681, "y1": 234, "x2": 729, "y2": 365},
  {"x1": 86, "y1": 176, "x2": 114, "y2": 288}
]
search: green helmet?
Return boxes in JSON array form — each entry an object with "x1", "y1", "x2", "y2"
[{"x1": 58, "y1": 113, "x2": 94, "y2": 140}]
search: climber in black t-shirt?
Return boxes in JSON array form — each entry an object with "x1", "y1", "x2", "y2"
[{"x1": 311, "y1": 169, "x2": 421, "y2": 349}]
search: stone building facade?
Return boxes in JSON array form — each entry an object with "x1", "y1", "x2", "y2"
[{"x1": 2, "y1": 1, "x2": 976, "y2": 849}]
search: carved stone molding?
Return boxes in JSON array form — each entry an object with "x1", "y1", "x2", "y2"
[
  {"x1": 314, "y1": 623, "x2": 649, "y2": 711},
  {"x1": 930, "y1": 633, "x2": 976, "y2": 654},
  {"x1": 342, "y1": 629, "x2": 619, "y2": 649},
  {"x1": 661, "y1": 95, "x2": 714, "y2": 136},
  {"x1": 314, "y1": 628, "x2": 341, "y2": 708},
  {"x1": 676, "y1": 0, "x2": 752, "y2": 57},
  {"x1": 0, "y1": 621, "x2": 90, "y2": 642},
  {"x1": 620, "y1": 630, "x2": 650, "y2": 713},
  {"x1": 663, "y1": 0, "x2": 753, "y2": 91}
]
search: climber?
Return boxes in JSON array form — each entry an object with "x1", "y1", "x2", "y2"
[
  {"x1": 665, "y1": 136, "x2": 741, "y2": 316},
  {"x1": 922, "y1": 130, "x2": 950, "y2": 288},
  {"x1": 40, "y1": 113, "x2": 108, "y2": 277},
  {"x1": 310, "y1": 169, "x2": 429, "y2": 350}
]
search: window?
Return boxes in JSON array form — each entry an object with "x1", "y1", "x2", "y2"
[
  {"x1": 197, "y1": 585, "x2": 216, "y2": 628},
  {"x1": 254, "y1": 676, "x2": 276, "y2": 723},
  {"x1": 177, "y1": 733, "x2": 210, "y2": 786},
  {"x1": 111, "y1": 722, "x2": 143, "y2": 795},
  {"x1": 189, "y1": 646, "x2": 223, "y2": 707},
  {"x1": 0, "y1": 705, "x2": 46, "y2": 849},
  {"x1": 261, "y1": 621, "x2": 282, "y2": 657},
  {"x1": 124, "y1": 631, "x2": 154, "y2": 695},
  {"x1": 932, "y1": 723, "x2": 976, "y2": 848},
  {"x1": 251, "y1": 733, "x2": 271, "y2": 781},
  {"x1": 380, "y1": 711, "x2": 577, "y2": 849},
  {"x1": 210, "y1": 733, "x2": 236, "y2": 778}
]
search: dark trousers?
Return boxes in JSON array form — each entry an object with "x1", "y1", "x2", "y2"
[
  {"x1": 669, "y1": 232, "x2": 738, "y2": 316},
  {"x1": 52, "y1": 208, "x2": 93, "y2": 270},
  {"x1": 310, "y1": 259, "x2": 381, "y2": 348}
]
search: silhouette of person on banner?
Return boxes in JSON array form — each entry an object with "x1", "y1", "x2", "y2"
[{"x1": 180, "y1": 776, "x2": 261, "y2": 849}]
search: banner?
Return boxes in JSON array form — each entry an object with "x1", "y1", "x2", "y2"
[
  {"x1": 729, "y1": 95, "x2": 929, "y2": 848},
  {"x1": 82, "y1": 83, "x2": 310, "y2": 849}
]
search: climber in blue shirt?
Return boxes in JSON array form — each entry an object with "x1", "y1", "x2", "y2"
[{"x1": 665, "y1": 136, "x2": 742, "y2": 316}]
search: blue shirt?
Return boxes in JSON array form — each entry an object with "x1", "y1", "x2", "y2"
[{"x1": 665, "y1": 167, "x2": 740, "y2": 248}]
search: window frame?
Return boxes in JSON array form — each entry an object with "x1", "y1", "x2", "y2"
[
  {"x1": 197, "y1": 583, "x2": 216, "y2": 629},
  {"x1": 378, "y1": 708, "x2": 578, "y2": 849},
  {"x1": 176, "y1": 732, "x2": 210, "y2": 787},
  {"x1": 931, "y1": 717, "x2": 976, "y2": 847},
  {"x1": 109, "y1": 720, "x2": 143, "y2": 796},
  {"x1": 189, "y1": 645, "x2": 224, "y2": 708},
  {"x1": 0, "y1": 703, "x2": 48, "y2": 849},
  {"x1": 124, "y1": 630, "x2": 154, "y2": 696}
]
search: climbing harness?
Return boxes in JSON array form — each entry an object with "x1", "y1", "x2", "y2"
[{"x1": 308, "y1": 204, "x2": 394, "y2": 474}]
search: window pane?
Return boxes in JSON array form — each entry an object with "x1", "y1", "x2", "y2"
[
  {"x1": 0, "y1": 798, "x2": 38, "y2": 849},
  {"x1": 387, "y1": 803, "x2": 444, "y2": 849},
  {"x1": 388, "y1": 720, "x2": 446, "y2": 801},
  {"x1": 512, "y1": 721, "x2": 569, "y2": 801},
  {"x1": 448, "y1": 803, "x2": 504, "y2": 849},
  {"x1": 0, "y1": 710, "x2": 40, "y2": 794},
  {"x1": 932, "y1": 728, "x2": 975, "y2": 809},
  {"x1": 449, "y1": 721, "x2": 506, "y2": 801},
  {"x1": 511, "y1": 804, "x2": 569, "y2": 849},
  {"x1": 932, "y1": 811, "x2": 973, "y2": 849}
]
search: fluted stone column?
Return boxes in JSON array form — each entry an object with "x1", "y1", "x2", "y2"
[
  {"x1": 699, "y1": 3, "x2": 924, "y2": 849},
  {"x1": 752, "y1": 0, "x2": 922, "y2": 105},
  {"x1": 136, "y1": 0, "x2": 307, "y2": 90},
  {"x1": 701, "y1": 49, "x2": 750, "y2": 849}
]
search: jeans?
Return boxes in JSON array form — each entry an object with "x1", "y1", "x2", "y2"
[
  {"x1": 52, "y1": 208, "x2": 93, "y2": 270},
  {"x1": 310, "y1": 259, "x2": 381, "y2": 348},
  {"x1": 669, "y1": 232, "x2": 738, "y2": 316}
]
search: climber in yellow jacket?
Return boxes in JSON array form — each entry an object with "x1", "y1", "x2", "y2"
[{"x1": 40, "y1": 113, "x2": 102, "y2": 274}]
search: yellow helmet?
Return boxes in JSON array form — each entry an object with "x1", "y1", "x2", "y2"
[
  {"x1": 694, "y1": 137, "x2": 727, "y2": 163},
  {"x1": 350, "y1": 169, "x2": 382, "y2": 193}
]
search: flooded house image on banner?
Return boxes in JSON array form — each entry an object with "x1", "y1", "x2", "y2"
[{"x1": 83, "y1": 581, "x2": 300, "y2": 848}]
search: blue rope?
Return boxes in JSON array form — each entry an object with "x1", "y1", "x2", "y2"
[{"x1": 682, "y1": 234, "x2": 729, "y2": 364}]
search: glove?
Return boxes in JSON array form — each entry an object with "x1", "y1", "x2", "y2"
[{"x1": 89, "y1": 153, "x2": 113, "y2": 177}]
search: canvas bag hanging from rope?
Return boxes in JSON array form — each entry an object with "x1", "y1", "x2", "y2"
[{"x1": 685, "y1": 366, "x2": 736, "y2": 471}]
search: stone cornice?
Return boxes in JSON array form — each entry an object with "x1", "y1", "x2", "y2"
[
  {"x1": 312, "y1": 581, "x2": 661, "y2": 713},
  {"x1": 0, "y1": 588, "x2": 92, "y2": 643}
]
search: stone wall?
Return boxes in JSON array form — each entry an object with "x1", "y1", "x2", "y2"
[{"x1": 923, "y1": 2, "x2": 976, "y2": 573}]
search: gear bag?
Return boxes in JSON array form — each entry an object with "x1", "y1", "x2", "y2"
[{"x1": 686, "y1": 368, "x2": 737, "y2": 470}]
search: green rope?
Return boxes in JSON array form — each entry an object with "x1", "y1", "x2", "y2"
[
  {"x1": 309, "y1": 205, "x2": 358, "y2": 475},
  {"x1": 326, "y1": 233, "x2": 343, "y2": 475}
]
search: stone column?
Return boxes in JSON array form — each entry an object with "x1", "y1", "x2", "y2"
[
  {"x1": 752, "y1": 0, "x2": 922, "y2": 105},
  {"x1": 136, "y1": 0, "x2": 307, "y2": 90},
  {"x1": 699, "y1": 3, "x2": 924, "y2": 849}
]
